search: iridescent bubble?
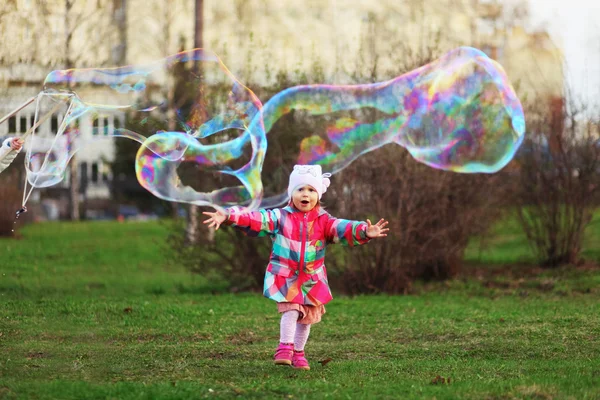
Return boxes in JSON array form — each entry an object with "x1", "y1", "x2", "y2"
[
  {"x1": 240, "y1": 47, "x2": 524, "y2": 206},
  {"x1": 134, "y1": 131, "x2": 264, "y2": 207},
  {"x1": 27, "y1": 49, "x2": 266, "y2": 211},
  {"x1": 23, "y1": 47, "x2": 524, "y2": 211}
]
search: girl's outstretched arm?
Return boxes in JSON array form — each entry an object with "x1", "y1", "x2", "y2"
[
  {"x1": 325, "y1": 215, "x2": 389, "y2": 246},
  {"x1": 204, "y1": 207, "x2": 281, "y2": 237}
]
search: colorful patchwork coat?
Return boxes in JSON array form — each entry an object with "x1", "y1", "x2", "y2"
[{"x1": 226, "y1": 205, "x2": 371, "y2": 306}]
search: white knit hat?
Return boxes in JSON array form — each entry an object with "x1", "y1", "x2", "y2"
[{"x1": 287, "y1": 164, "x2": 331, "y2": 200}]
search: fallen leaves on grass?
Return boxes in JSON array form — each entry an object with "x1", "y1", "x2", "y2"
[
  {"x1": 431, "y1": 375, "x2": 451, "y2": 385},
  {"x1": 26, "y1": 352, "x2": 45, "y2": 360},
  {"x1": 226, "y1": 330, "x2": 262, "y2": 345},
  {"x1": 318, "y1": 358, "x2": 333, "y2": 366}
]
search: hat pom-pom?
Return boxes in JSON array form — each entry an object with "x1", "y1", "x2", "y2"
[{"x1": 322, "y1": 176, "x2": 331, "y2": 194}]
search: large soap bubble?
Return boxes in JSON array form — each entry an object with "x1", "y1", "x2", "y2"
[{"x1": 23, "y1": 47, "x2": 523, "y2": 210}]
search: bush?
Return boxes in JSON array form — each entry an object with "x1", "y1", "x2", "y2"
[
  {"x1": 324, "y1": 145, "x2": 505, "y2": 294},
  {"x1": 512, "y1": 98, "x2": 600, "y2": 267}
]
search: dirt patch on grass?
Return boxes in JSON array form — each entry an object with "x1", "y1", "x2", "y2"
[
  {"x1": 123, "y1": 332, "x2": 213, "y2": 344},
  {"x1": 26, "y1": 352, "x2": 47, "y2": 359},
  {"x1": 462, "y1": 261, "x2": 600, "y2": 280},
  {"x1": 225, "y1": 330, "x2": 266, "y2": 345},
  {"x1": 430, "y1": 261, "x2": 600, "y2": 296},
  {"x1": 512, "y1": 384, "x2": 556, "y2": 400}
]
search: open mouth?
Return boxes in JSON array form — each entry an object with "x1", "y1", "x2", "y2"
[{"x1": 301, "y1": 200, "x2": 310, "y2": 205}]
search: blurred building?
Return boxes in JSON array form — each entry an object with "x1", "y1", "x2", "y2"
[
  {"x1": 123, "y1": 0, "x2": 563, "y2": 99},
  {"x1": 0, "y1": 0, "x2": 125, "y2": 209},
  {"x1": 0, "y1": 0, "x2": 564, "y2": 212}
]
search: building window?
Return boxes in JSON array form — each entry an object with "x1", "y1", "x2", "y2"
[
  {"x1": 114, "y1": 118, "x2": 121, "y2": 131},
  {"x1": 80, "y1": 162, "x2": 88, "y2": 183},
  {"x1": 104, "y1": 117, "x2": 109, "y2": 135},
  {"x1": 8, "y1": 116, "x2": 16, "y2": 133},
  {"x1": 29, "y1": 115, "x2": 35, "y2": 131},
  {"x1": 51, "y1": 116, "x2": 58, "y2": 132},
  {"x1": 101, "y1": 163, "x2": 111, "y2": 182},
  {"x1": 92, "y1": 118, "x2": 99, "y2": 135},
  {"x1": 20, "y1": 116, "x2": 27, "y2": 133},
  {"x1": 91, "y1": 163, "x2": 99, "y2": 183}
]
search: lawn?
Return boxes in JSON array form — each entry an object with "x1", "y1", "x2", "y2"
[
  {"x1": 0, "y1": 220, "x2": 599, "y2": 399},
  {"x1": 465, "y1": 210, "x2": 600, "y2": 264}
]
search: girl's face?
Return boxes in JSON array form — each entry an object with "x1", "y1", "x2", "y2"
[{"x1": 292, "y1": 185, "x2": 319, "y2": 212}]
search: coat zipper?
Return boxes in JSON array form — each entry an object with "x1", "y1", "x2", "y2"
[{"x1": 299, "y1": 213, "x2": 308, "y2": 272}]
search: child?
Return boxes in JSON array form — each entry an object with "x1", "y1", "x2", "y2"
[
  {"x1": 0, "y1": 137, "x2": 24, "y2": 174},
  {"x1": 203, "y1": 164, "x2": 389, "y2": 370}
]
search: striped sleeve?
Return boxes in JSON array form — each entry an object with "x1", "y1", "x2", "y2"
[
  {"x1": 225, "y1": 206, "x2": 281, "y2": 237},
  {"x1": 325, "y1": 215, "x2": 370, "y2": 247}
]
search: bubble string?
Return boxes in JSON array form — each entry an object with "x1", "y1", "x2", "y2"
[{"x1": 30, "y1": 49, "x2": 267, "y2": 212}]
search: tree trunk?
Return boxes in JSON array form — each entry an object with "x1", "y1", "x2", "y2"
[
  {"x1": 186, "y1": 204, "x2": 198, "y2": 244},
  {"x1": 69, "y1": 159, "x2": 79, "y2": 220},
  {"x1": 65, "y1": 0, "x2": 79, "y2": 221},
  {"x1": 186, "y1": 0, "x2": 204, "y2": 243}
]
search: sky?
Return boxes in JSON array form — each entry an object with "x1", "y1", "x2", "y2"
[{"x1": 526, "y1": 0, "x2": 600, "y2": 108}]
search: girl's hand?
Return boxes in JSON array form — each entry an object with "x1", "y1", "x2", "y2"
[
  {"x1": 202, "y1": 210, "x2": 227, "y2": 230},
  {"x1": 366, "y1": 218, "x2": 389, "y2": 239},
  {"x1": 10, "y1": 138, "x2": 24, "y2": 151}
]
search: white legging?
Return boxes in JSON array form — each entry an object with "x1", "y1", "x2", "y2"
[{"x1": 279, "y1": 310, "x2": 311, "y2": 350}]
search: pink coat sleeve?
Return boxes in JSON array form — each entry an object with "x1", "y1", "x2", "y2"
[
  {"x1": 225, "y1": 206, "x2": 281, "y2": 237},
  {"x1": 325, "y1": 214, "x2": 370, "y2": 247}
]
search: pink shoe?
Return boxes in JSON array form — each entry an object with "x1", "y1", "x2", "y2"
[
  {"x1": 292, "y1": 350, "x2": 310, "y2": 370},
  {"x1": 274, "y1": 343, "x2": 293, "y2": 366}
]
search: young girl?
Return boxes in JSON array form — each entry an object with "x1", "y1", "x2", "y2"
[
  {"x1": 203, "y1": 164, "x2": 389, "y2": 370},
  {"x1": 0, "y1": 137, "x2": 24, "y2": 174}
]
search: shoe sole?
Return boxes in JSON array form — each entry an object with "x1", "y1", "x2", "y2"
[{"x1": 274, "y1": 359, "x2": 292, "y2": 366}]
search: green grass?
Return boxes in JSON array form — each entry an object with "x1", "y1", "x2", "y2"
[
  {"x1": 1, "y1": 220, "x2": 599, "y2": 399},
  {"x1": 1, "y1": 220, "x2": 211, "y2": 297},
  {"x1": 465, "y1": 210, "x2": 600, "y2": 265}
]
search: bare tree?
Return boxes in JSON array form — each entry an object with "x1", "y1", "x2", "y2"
[
  {"x1": 185, "y1": 0, "x2": 204, "y2": 244},
  {"x1": 513, "y1": 97, "x2": 600, "y2": 267},
  {"x1": 0, "y1": 1, "x2": 46, "y2": 63},
  {"x1": 61, "y1": 0, "x2": 118, "y2": 220}
]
